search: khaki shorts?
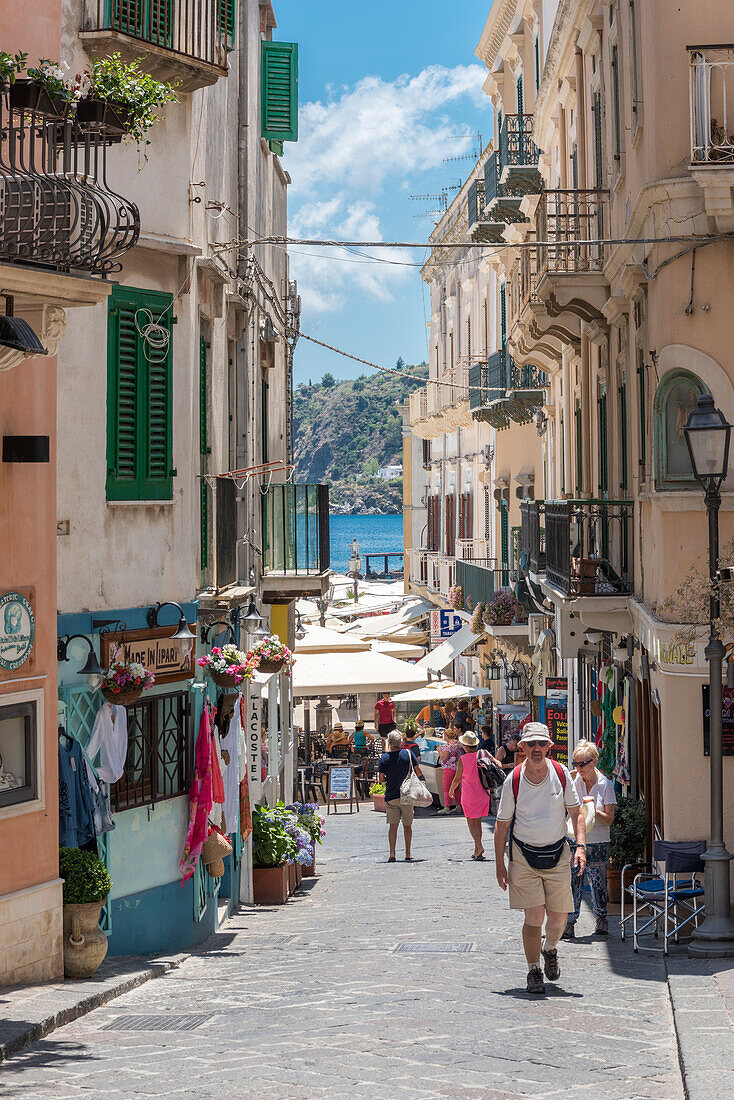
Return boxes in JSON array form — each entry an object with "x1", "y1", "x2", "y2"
[
  {"x1": 385, "y1": 799, "x2": 414, "y2": 826},
  {"x1": 508, "y1": 841, "x2": 573, "y2": 913}
]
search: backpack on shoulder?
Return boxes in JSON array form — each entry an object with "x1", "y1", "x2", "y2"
[
  {"x1": 509, "y1": 759, "x2": 569, "y2": 870},
  {"x1": 476, "y1": 750, "x2": 507, "y2": 793}
]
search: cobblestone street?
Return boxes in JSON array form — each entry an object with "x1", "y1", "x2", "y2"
[{"x1": 1, "y1": 808, "x2": 687, "y2": 1099}]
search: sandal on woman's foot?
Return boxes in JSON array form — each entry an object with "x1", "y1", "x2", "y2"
[
  {"x1": 475, "y1": 853, "x2": 486, "y2": 861},
  {"x1": 388, "y1": 856, "x2": 396, "y2": 863},
  {"x1": 405, "y1": 856, "x2": 414, "y2": 861}
]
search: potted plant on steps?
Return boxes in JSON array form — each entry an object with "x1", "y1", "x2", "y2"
[
  {"x1": 370, "y1": 781, "x2": 386, "y2": 813},
  {"x1": 252, "y1": 805, "x2": 292, "y2": 904},
  {"x1": 608, "y1": 796, "x2": 647, "y2": 903},
  {"x1": 59, "y1": 847, "x2": 112, "y2": 979}
]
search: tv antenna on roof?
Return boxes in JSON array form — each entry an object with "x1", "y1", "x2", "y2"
[{"x1": 442, "y1": 130, "x2": 483, "y2": 164}]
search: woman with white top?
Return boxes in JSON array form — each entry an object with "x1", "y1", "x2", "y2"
[{"x1": 563, "y1": 739, "x2": 617, "y2": 939}]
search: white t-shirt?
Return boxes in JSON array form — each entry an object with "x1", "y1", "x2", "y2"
[
  {"x1": 571, "y1": 770, "x2": 617, "y2": 844},
  {"x1": 497, "y1": 760, "x2": 580, "y2": 845}
]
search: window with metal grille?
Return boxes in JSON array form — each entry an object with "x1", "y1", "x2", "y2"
[{"x1": 111, "y1": 691, "x2": 192, "y2": 811}]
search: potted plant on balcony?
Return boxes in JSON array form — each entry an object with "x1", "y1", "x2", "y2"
[
  {"x1": 9, "y1": 58, "x2": 73, "y2": 117},
  {"x1": 99, "y1": 647, "x2": 155, "y2": 707},
  {"x1": 249, "y1": 634, "x2": 294, "y2": 675},
  {"x1": 287, "y1": 802, "x2": 326, "y2": 876},
  {"x1": 470, "y1": 602, "x2": 486, "y2": 634},
  {"x1": 59, "y1": 846, "x2": 112, "y2": 979},
  {"x1": 0, "y1": 51, "x2": 27, "y2": 88},
  {"x1": 197, "y1": 644, "x2": 257, "y2": 692},
  {"x1": 370, "y1": 781, "x2": 386, "y2": 813},
  {"x1": 608, "y1": 796, "x2": 647, "y2": 903},
  {"x1": 448, "y1": 584, "x2": 465, "y2": 611},
  {"x1": 252, "y1": 805, "x2": 293, "y2": 904},
  {"x1": 77, "y1": 54, "x2": 177, "y2": 152},
  {"x1": 484, "y1": 591, "x2": 516, "y2": 628}
]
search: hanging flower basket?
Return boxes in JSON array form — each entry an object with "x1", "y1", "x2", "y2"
[
  {"x1": 198, "y1": 644, "x2": 257, "y2": 691},
  {"x1": 258, "y1": 657, "x2": 285, "y2": 674},
  {"x1": 76, "y1": 96, "x2": 129, "y2": 132},
  {"x1": 101, "y1": 684, "x2": 142, "y2": 708},
  {"x1": 10, "y1": 78, "x2": 66, "y2": 117},
  {"x1": 209, "y1": 668, "x2": 242, "y2": 690}
]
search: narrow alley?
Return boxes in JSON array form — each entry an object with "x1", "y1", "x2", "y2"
[{"x1": 3, "y1": 811, "x2": 687, "y2": 1099}]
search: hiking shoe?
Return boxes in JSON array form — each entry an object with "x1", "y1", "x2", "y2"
[
  {"x1": 541, "y1": 945, "x2": 561, "y2": 982},
  {"x1": 437, "y1": 807, "x2": 452, "y2": 815},
  {"x1": 595, "y1": 917, "x2": 609, "y2": 936},
  {"x1": 526, "y1": 964, "x2": 546, "y2": 995},
  {"x1": 561, "y1": 921, "x2": 576, "y2": 941}
]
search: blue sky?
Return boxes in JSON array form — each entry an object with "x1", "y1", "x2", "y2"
[{"x1": 276, "y1": 0, "x2": 493, "y2": 384}]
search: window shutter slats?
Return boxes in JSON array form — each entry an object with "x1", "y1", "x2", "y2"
[
  {"x1": 216, "y1": 0, "x2": 236, "y2": 49},
  {"x1": 261, "y1": 41, "x2": 298, "y2": 143}
]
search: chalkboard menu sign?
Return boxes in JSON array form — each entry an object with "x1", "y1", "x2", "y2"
[
  {"x1": 327, "y1": 765, "x2": 359, "y2": 814},
  {"x1": 702, "y1": 685, "x2": 734, "y2": 756}
]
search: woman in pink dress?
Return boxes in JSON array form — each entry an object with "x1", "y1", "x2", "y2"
[{"x1": 449, "y1": 731, "x2": 490, "y2": 860}]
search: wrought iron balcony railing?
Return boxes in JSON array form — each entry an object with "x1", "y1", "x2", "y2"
[
  {"x1": 544, "y1": 499, "x2": 633, "y2": 598},
  {"x1": 456, "y1": 559, "x2": 523, "y2": 613},
  {"x1": 262, "y1": 483, "x2": 330, "y2": 576},
  {"x1": 83, "y1": 0, "x2": 232, "y2": 85},
  {"x1": 0, "y1": 90, "x2": 140, "y2": 275},
  {"x1": 499, "y1": 114, "x2": 540, "y2": 174},
  {"x1": 520, "y1": 500, "x2": 545, "y2": 573},
  {"x1": 484, "y1": 151, "x2": 529, "y2": 225},
  {"x1": 689, "y1": 46, "x2": 734, "y2": 163},
  {"x1": 535, "y1": 189, "x2": 609, "y2": 278}
]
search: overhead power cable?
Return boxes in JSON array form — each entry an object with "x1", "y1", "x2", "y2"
[{"x1": 240, "y1": 233, "x2": 732, "y2": 251}]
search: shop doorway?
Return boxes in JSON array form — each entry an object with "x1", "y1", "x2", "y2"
[{"x1": 636, "y1": 676, "x2": 663, "y2": 858}]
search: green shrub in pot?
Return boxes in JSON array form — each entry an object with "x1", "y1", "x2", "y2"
[
  {"x1": 609, "y1": 796, "x2": 647, "y2": 868},
  {"x1": 59, "y1": 846, "x2": 112, "y2": 903}
]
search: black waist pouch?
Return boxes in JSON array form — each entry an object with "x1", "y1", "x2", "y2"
[{"x1": 512, "y1": 835, "x2": 567, "y2": 870}]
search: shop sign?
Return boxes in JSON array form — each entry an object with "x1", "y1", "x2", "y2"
[
  {"x1": 430, "y1": 610, "x2": 463, "y2": 642},
  {"x1": 246, "y1": 690, "x2": 263, "y2": 802},
  {"x1": 0, "y1": 591, "x2": 34, "y2": 672},
  {"x1": 545, "y1": 676, "x2": 568, "y2": 703},
  {"x1": 702, "y1": 685, "x2": 734, "y2": 756},
  {"x1": 101, "y1": 626, "x2": 195, "y2": 684},
  {"x1": 545, "y1": 677, "x2": 569, "y2": 767}
]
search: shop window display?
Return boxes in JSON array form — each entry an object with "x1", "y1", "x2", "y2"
[{"x1": 0, "y1": 700, "x2": 37, "y2": 808}]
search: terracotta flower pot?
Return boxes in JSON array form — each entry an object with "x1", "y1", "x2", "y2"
[
  {"x1": 303, "y1": 855, "x2": 316, "y2": 877},
  {"x1": 372, "y1": 794, "x2": 386, "y2": 813},
  {"x1": 295, "y1": 863, "x2": 303, "y2": 886},
  {"x1": 607, "y1": 864, "x2": 622, "y2": 904},
  {"x1": 253, "y1": 864, "x2": 289, "y2": 905},
  {"x1": 288, "y1": 862, "x2": 298, "y2": 894},
  {"x1": 63, "y1": 900, "x2": 108, "y2": 979}
]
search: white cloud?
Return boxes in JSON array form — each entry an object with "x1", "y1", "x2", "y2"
[{"x1": 284, "y1": 63, "x2": 486, "y2": 318}]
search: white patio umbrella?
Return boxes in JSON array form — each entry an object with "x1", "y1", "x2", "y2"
[
  {"x1": 292, "y1": 648, "x2": 428, "y2": 697},
  {"x1": 392, "y1": 680, "x2": 475, "y2": 703}
]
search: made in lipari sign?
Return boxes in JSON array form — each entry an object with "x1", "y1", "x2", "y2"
[{"x1": 101, "y1": 626, "x2": 196, "y2": 684}]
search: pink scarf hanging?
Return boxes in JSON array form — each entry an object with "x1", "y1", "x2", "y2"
[{"x1": 179, "y1": 704, "x2": 215, "y2": 884}]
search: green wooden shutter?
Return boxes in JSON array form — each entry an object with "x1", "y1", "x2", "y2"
[
  {"x1": 261, "y1": 41, "x2": 298, "y2": 143},
  {"x1": 217, "y1": 0, "x2": 236, "y2": 49},
  {"x1": 141, "y1": 313, "x2": 173, "y2": 500},
  {"x1": 500, "y1": 500, "x2": 509, "y2": 586},
  {"x1": 107, "y1": 285, "x2": 173, "y2": 502},
  {"x1": 113, "y1": 0, "x2": 144, "y2": 36},
  {"x1": 575, "y1": 400, "x2": 583, "y2": 495},
  {"x1": 598, "y1": 386, "x2": 608, "y2": 497},
  {"x1": 107, "y1": 298, "x2": 139, "y2": 500},
  {"x1": 148, "y1": 0, "x2": 173, "y2": 48},
  {"x1": 637, "y1": 351, "x2": 646, "y2": 468},
  {"x1": 593, "y1": 90, "x2": 603, "y2": 188},
  {"x1": 612, "y1": 45, "x2": 621, "y2": 158},
  {"x1": 199, "y1": 334, "x2": 209, "y2": 458},
  {"x1": 200, "y1": 480, "x2": 209, "y2": 571},
  {"x1": 261, "y1": 378, "x2": 269, "y2": 464},
  {"x1": 619, "y1": 380, "x2": 628, "y2": 491},
  {"x1": 500, "y1": 283, "x2": 507, "y2": 350},
  {"x1": 535, "y1": 36, "x2": 541, "y2": 92},
  {"x1": 516, "y1": 73, "x2": 524, "y2": 114}
]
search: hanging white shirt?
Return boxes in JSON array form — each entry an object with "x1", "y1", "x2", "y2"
[
  {"x1": 571, "y1": 769, "x2": 617, "y2": 843},
  {"x1": 86, "y1": 702, "x2": 128, "y2": 783},
  {"x1": 220, "y1": 706, "x2": 242, "y2": 835}
]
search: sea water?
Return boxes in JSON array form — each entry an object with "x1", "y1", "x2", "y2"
[{"x1": 329, "y1": 513, "x2": 404, "y2": 574}]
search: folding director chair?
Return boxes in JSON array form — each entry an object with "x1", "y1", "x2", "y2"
[{"x1": 628, "y1": 839, "x2": 706, "y2": 954}]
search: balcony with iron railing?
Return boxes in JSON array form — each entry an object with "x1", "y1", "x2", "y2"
[
  {"x1": 544, "y1": 499, "x2": 633, "y2": 599},
  {"x1": 533, "y1": 189, "x2": 610, "y2": 323},
  {"x1": 81, "y1": 0, "x2": 233, "y2": 91},
  {"x1": 469, "y1": 351, "x2": 547, "y2": 428},
  {"x1": 484, "y1": 151, "x2": 529, "y2": 226},
  {"x1": 0, "y1": 87, "x2": 140, "y2": 279},
  {"x1": 520, "y1": 500, "x2": 545, "y2": 574},
  {"x1": 499, "y1": 114, "x2": 542, "y2": 193},
  {"x1": 456, "y1": 559, "x2": 527, "y2": 626},
  {"x1": 467, "y1": 177, "x2": 507, "y2": 244},
  {"x1": 261, "y1": 483, "x2": 331, "y2": 598},
  {"x1": 688, "y1": 46, "x2": 734, "y2": 230}
]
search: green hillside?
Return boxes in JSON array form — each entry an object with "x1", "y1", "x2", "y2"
[{"x1": 292, "y1": 361, "x2": 428, "y2": 485}]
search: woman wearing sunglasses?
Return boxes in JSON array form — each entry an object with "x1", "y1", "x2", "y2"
[{"x1": 563, "y1": 739, "x2": 617, "y2": 939}]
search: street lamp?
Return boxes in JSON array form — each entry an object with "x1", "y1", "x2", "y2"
[
  {"x1": 146, "y1": 602, "x2": 196, "y2": 657},
  {"x1": 684, "y1": 393, "x2": 734, "y2": 958},
  {"x1": 57, "y1": 634, "x2": 105, "y2": 690}
]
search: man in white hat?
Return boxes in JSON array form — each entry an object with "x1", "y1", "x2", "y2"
[{"x1": 494, "y1": 722, "x2": 585, "y2": 995}]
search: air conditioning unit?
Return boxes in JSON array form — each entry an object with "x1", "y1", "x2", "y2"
[{"x1": 528, "y1": 613, "x2": 545, "y2": 646}]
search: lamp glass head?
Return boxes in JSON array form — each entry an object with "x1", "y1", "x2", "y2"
[
  {"x1": 243, "y1": 599, "x2": 262, "y2": 633},
  {"x1": 172, "y1": 615, "x2": 196, "y2": 656},
  {"x1": 684, "y1": 394, "x2": 731, "y2": 482}
]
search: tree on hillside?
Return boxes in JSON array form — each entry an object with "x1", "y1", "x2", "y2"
[
  {"x1": 321, "y1": 372, "x2": 336, "y2": 388},
  {"x1": 396, "y1": 357, "x2": 405, "y2": 370}
]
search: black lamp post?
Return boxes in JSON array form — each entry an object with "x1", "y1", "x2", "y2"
[
  {"x1": 684, "y1": 393, "x2": 734, "y2": 958},
  {"x1": 146, "y1": 602, "x2": 196, "y2": 657}
]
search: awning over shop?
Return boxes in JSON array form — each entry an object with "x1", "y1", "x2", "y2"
[
  {"x1": 417, "y1": 625, "x2": 480, "y2": 673},
  {"x1": 292, "y1": 648, "x2": 428, "y2": 697},
  {"x1": 371, "y1": 639, "x2": 424, "y2": 659},
  {"x1": 295, "y1": 625, "x2": 370, "y2": 653},
  {"x1": 340, "y1": 598, "x2": 433, "y2": 637}
]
